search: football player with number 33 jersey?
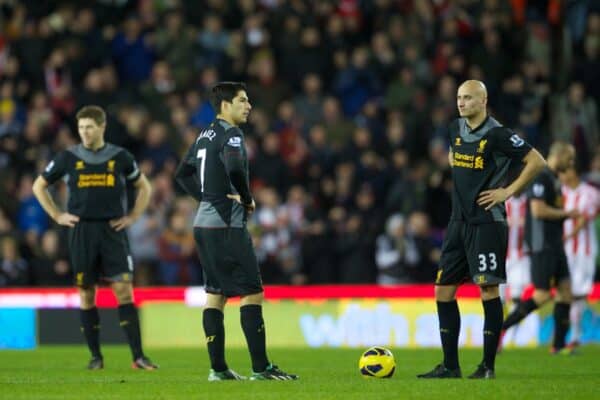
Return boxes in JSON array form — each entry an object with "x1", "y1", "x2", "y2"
[{"x1": 418, "y1": 80, "x2": 545, "y2": 380}]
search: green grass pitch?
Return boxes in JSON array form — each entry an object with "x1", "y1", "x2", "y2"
[{"x1": 1, "y1": 346, "x2": 599, "y2": 399}]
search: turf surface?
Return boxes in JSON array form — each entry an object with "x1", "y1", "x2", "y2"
[{"x1": 0, "y1": 345, "x2": 599, "y2": 399}]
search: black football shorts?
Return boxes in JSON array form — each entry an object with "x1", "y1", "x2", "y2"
[
  {"x1": 193, "y1": 227, "x2": 263, "y2": 297},
  {"x1": 436, "y1": 220, "x2": 508, "y2": 286},
  {"x1": 68, "y1": 220, "x2": 134, "y2": 286},
  {"x1": 530, "y1": 248, "x2": 570, "y2": 290}
]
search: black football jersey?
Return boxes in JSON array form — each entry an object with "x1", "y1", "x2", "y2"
[
  {"x1": 41, "y1": 143, "x2": 140, "y2": 219},
  {"x1": 179, "y1": 118, "x2": 250, "y2": 228},
  {"x1": 525, "y1": 167, "x2": 564, "y2": 251},
  {"x1": 448, "y1": 116, "x2": 532, "y2": 224}
]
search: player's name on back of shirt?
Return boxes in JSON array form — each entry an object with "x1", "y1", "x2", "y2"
[{"x1": 199, "y1": 129, "x2": 217, "y2": 141}]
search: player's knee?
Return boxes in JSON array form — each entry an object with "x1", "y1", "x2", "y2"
[
  {"x1": 480, "y1": 285, "x2": 499, "y2": 300},
  {"x1": 434, "y1": 285, "x2": 457, "y2": 302},
  {"x1": 116, "y1": 289, "x2": 133, "y2": 304},
  {"x1": 112, "y1": 283, "x2": 134, "y2": 304},
  {"x1": 78, "y1": 286, "x2": 96, "y2": 308},
  {"x1": 117, "y1": 293, "x2": 133, "y2": 304},
  {"x1": 241, "y1": 291, "x2": 264, "y2": 305},
  {"x1": 205, "y1": 293, "x2": 226, "y2": 309}
]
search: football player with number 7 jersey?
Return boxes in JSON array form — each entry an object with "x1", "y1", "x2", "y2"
[{"x1": 174, "y1": 82, "x2": 297, "y2": 381}]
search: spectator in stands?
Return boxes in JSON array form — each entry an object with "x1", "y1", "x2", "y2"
[
  {"x1": 0, "y1": 236, "x2": 29, "y2": 286},
  {"x1": 154, "y1": 9, "x2": 195, "y2": 88},
  {"x1": 30, "y1": 229, "x2": 71, "y2": 286},
  {"x1": 293, "y1": 74, "x2": 324, "y2": 134},
  {"x1": 17, "y1": 173, "x2": 48, "y2": 237},
  {"x1": 252, "y1": 132, "x2": 290, "y2": 195},
  {"x1": 551, "y1": 81, "x2": 599, "y2": 171},
  {"x1": 375, "y1": 213, "x2": 420, "y2": 284},
  {"x1": 157, "y1": 209, "x2": 200, "y2": 285},
  {"x1": 0, "y1": 1, "x2": 598, "y2": 286},
  {"x1": 110, "y1": 14, "x2": 155, "y2": 85},
  {"x1": 138, "y1": 121, "x2": 178, "y2": 176}
]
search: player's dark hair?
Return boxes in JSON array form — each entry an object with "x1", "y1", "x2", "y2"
[
  {"x1": 76, "y1": 105, "x2": 106, "y2": 126},
  {"x1": 209, "y1": 82, "x2": 246, "y2": 114}
]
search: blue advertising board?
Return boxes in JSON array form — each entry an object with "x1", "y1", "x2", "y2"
[{"x1": 0, "y1": 308, "x2": 36, "y2": 349}]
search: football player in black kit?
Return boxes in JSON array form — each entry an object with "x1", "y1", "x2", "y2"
[
  {"x1": 175, "y1": 82, "x2": 297, "y2": 381},
  {"x1": 32, "y1": 105, "x2": 157, "y2": 370},
  {"x1": 417, "y1": 80, "x2": 546, "y2": 379},
  {"x1": 502, "y1": 141, "x2": 579, "y2": 354}
]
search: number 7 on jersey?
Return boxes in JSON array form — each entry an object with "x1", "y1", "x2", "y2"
[{"x1": 196, "y1": 148, "x2": 206, "y2": 192}]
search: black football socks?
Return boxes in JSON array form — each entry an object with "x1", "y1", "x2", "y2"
[
  {"x1": 118, "y1": 303, "x2": 144, "y2": 360},
  {"x1": 482, "y1": 297, "x2": 503, "y2": 369},
  {"x1": 203, "y1": 308, "x2": 227, "y2": 372},
  {"x1": 503, "y1": 298, "x2": 538, "y2": 330},
  {"x1": 437, "y1": 300, "x2": 460, "y2": 370},
  {"x1": 553, "y1": 302, "x2": 571, "y2": 349},
  {"x1": 80, "y1": 307, "x2": 102, "y2": 359},
  {"x1": 240, "y1": 304, "x2": 269, "y2": 373}
]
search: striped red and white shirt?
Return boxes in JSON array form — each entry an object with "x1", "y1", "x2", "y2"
[
  {"x1": 562, "y1": 181, "x2": 600, "y2": 257},
  {"x1": 506, "y1": 194, "x2": 528, "y2": 261}
]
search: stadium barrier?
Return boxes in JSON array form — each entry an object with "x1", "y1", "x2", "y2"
[{"x1": 0, "y1": 285, "x2": 598, "y2": 349}]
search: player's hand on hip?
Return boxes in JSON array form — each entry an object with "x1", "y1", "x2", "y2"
[
  {"x1": 477, "y1": 188, "x2": 509, "y2": 210},
  {"x1": 56, "y1": 213, "x2": 80, "y2": 227},
  {"x1": 244, "y1": 199, "x2": 256, "y2": 214},
  {"x1": 109, "y1": 215, "x2": 134, "y2": 231},
  {"x1": 227, "y1": 194, "x2": 256, "y2": 214},
  {"x1": 227, "y1": 194, "x2": 242, "y2": 203}
]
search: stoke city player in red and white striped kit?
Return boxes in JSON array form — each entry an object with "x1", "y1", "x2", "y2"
[
  {"x1": 560, "y1": 167, "x2": 600, "y2": 347},
  {"x1": 501, "y1": 192, "x2": 531, "y2": 347},
  {"x1": 505, "y1": 193, "x2": 531, "y2": 306}
]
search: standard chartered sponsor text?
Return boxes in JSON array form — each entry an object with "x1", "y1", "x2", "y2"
[{"x1": 77, "y1": 173, "x2": 115, "y2": 187}]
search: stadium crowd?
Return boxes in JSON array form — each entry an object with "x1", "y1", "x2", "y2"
[{"x1": 0, "y1": 0, "x2": 598, "y2": 287}]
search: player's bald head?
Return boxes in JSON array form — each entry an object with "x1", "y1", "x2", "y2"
[
  {"x1": 548, "y1": 141, "x2": 574, "y2": 157},
  {"x1": 458, "y1": 80, "x2": 487, "y2": 99},
  {"x1": 548, "y1": 140, "x2": 575, "y2": 172},
  {"x1": 456, "y1": 80, "x2": 488, "y2": 120}
]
